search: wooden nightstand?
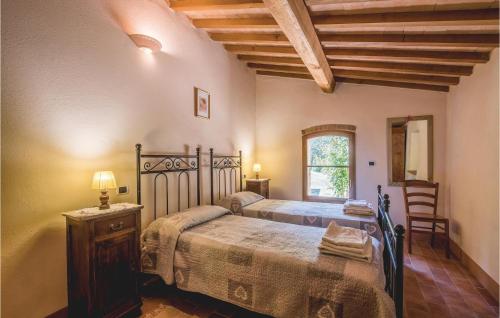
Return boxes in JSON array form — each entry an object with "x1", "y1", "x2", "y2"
[
  {"x1": 246, "y1": 179, "x2": 270, "y2": 198},
  {"x1": 63, "y1": 203, "x2": 143, "y2": 318}
]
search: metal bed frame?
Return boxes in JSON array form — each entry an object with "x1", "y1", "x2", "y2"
[
  {"x1": 209, "y1": 148, "x2": 243, "y2": 205},
  {"x1": 377, "y1": 185, "x2": 405, "y2": 318},
  {"x1": 135, "y1": 144, "x2": 200, "y2": 219},
  {"x1": 136, "y1": 144, "x2": 405, "y2": 318}
]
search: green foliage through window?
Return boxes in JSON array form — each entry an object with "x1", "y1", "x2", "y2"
[{"x1": 307, "y1": 135, "x2": 350, "y2": 198}]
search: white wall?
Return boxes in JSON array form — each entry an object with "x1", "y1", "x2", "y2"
[
  {"x1": 255, "y1": 77, "x2": 448, "y2": 226},
  {"x1": 446, "y1": 49, "x2": 499, "y2": 284},
  {"x1": 1, "y1": 0, "x2": 256, "y2": 317}
]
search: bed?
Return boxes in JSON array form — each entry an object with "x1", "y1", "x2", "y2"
[
  {"x1": 209, "y1": 149, "x2": 382, "y2": 241},
  {"x1": 135, "y1": 144, "x2": 405, "y2": 318}
]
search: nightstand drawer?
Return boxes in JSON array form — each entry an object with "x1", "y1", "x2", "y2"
[{"x1": 95, "y1": 213, "x2": 136, "y2": 237}]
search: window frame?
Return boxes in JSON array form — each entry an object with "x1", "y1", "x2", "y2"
[{"x1": 302, "y1": 124, "x2": 356, "y2": 203}]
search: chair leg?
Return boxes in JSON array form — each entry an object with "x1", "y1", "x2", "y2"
[
  {"x1": 431, "y1": 221, "x2": 436, "y2": 248},
  {"x1": 445, "y1": 220, "x2": 450, "y2": 259},
  {"x1": 407, "y1": 218, "x2": 412, "y2": 254}
]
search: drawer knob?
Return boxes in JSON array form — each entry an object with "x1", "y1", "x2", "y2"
[{"x1": 109, "y1": 221, "x2": 124, "y2": 232}]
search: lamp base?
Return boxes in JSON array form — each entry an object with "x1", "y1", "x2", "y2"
[
  {"x1": 255, "y1": 172, "x2": 259, "y2": 180},
  {"x1": 99, "y1": 190, "x2": 110, "y2": 210}
]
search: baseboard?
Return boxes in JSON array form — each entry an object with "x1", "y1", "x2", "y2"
[
  {"x1": 45, "y1": 307, "x2": 67, "y2": 318},
  {"x1": 449, "y1": 239, "x2": 499, "y2": 302}
]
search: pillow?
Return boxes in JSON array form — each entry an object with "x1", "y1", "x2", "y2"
[{"x1": 217, "y1": 191, "x2": 265, "y2": 215}]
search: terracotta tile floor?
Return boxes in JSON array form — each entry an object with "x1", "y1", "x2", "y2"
[{"x1": 140, "y1": 233, "x2": 499, "y2": 318}]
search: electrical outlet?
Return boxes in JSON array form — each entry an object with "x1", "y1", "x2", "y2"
[
  {"x1": 117, "y1": 186, "x2": 129, "y2": 195},
  {"x1": 369, "y1": 161, "x2": 375, "y2": 166}
]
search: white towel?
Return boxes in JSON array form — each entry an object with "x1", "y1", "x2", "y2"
[
  {"x1": 343, "y1": 207, "x2": 374, "y2": 216},
  {"x1": 322, "y1": 221, "x2": 369, "y2": 249},
  {"x1": 319, "y1": 239, "x2": 373, "y2": 263},
  {"x1": 344, "y1": 199, "x2": 369, "y2": 208}
]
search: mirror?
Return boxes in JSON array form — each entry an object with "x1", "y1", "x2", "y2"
[{"x1": 387, "y1": 115, "x2": 433, "y2": 186}]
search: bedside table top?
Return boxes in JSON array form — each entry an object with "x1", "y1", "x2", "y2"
[
  {"x1": 246, "y1": 178, "x2": 270, "y2": 182},
  {"x1": 62, "y1": 203, "x2": 143, "y2": 221}
]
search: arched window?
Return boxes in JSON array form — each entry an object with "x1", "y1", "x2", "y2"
[{"x1": 302, "y1": 124, "x2": 356, "y2": 203}]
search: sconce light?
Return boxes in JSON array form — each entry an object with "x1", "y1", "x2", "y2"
[{"x1": 128, "y1": 34, "x2": 162, "y2": 54}]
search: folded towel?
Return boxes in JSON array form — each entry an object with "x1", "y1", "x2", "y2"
[
  {"x1": 322, "y1": 221, "x2": 369, "y2": 249},
  {"x1": 343, "y1": 207, "x2": 374, "y2": 216},
  {"x1": 320, "y1": 238, "x2": 370, "y2": 255},
  {"x1": 344, "y1": 199, "x2": 369, "y2": 208},
  {"x1": 319, "y1": 239, "x2": 373, "y2": 263}
]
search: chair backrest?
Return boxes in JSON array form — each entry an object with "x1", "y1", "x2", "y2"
[{"x1": 403, "y1": 180, "x2": 439, "y2": 216}]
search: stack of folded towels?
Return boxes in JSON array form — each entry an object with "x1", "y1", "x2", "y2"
[
  {"x1": 343, "y1": 199, "x2": 374, "y2": 216},
  {"x1": 319, "y1": 221, "x2": 372, "y2": 263}
]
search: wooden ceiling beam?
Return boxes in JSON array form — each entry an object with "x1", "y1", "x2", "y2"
[
  {"x1": 170, "y1": 0, "x2": 265, "y2": 11},
  {"x1": 248, "y1": 62, "x2": 309, "y2": 73},
  {"x1": 330, "y1": 60, "x2": 473, "y2": 76},
  {"x1": 193, "y1": 17, "x2": 277, "y2": 29},
  {"x1": 324, "y1": 48, "x2": 490, "y2": 64},
  {"x1": 333, "y1": 69, "x2": 460, "y2": 85},
  {"x1": 306, "y1": 0, "x2": 499, "y2": 15},
  {"x1": 319, "y1": 33, "x2": 499, "y2": 47},
  {"x1": 256, "y1": 70, "x2": 314, "y2": 79},
  {"x1": 256, "y1": 70, "x2": 450, "y2": 92},
  {"x1": 251, "y1": 63, "x2": 459, "y2": 85},
  {"x1": 336, "y1": 77, "x2": 450, "y2": 92},
  {"x1": 312, "y1": 8, "x2": 499, "y2": 26},
  {"x1": 210, "y1": 33, "x2": 289, "y2": 45},
  {"x1": 237, "y1": 54, "x2": 304, "y2": 65},
  {"x1": 262, "y1": 0, "x2": 335, "y2": 92},
  {"x1": 225, "y1": 44, "x2": 298, "y2": 56},
  {"x1": 241, "y1": 55, "x2": 474, "y2": 75}
]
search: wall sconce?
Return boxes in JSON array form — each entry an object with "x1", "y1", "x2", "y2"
[{"x1": 128, "y1": 34, "x2": 162, "y2": 54}]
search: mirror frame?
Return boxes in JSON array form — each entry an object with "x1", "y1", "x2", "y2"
[{"x1": 387, "y1": 115, "x2": 434, "y2": 186}]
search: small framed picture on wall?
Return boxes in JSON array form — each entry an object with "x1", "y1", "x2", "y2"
[{"x1": 194, "y1": 87, "x2": 210, "y2": 119}]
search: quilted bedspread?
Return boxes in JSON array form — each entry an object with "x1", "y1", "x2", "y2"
[{"x1": 141, "y1": 207, "x2": 394, "y2": 318}]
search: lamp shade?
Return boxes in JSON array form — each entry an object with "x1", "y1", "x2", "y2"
[
  {"x1": 253, "y1": 163, "x2": 262, "y2": 173},
  {"x1": 91, "y1": 171, "x2": 117, "y2": 190}
]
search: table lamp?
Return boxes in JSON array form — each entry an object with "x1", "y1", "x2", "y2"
[
  {"x1": 91, "y1": 171, "x2": 117, "y2": 209},
  {"x1": 253, "y1": 163, "x2": 261, "y2": 179}
]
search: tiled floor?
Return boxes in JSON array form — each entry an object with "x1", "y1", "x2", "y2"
[{"x1": 141, "y1": 233, "x2": 499, "y2": 318}]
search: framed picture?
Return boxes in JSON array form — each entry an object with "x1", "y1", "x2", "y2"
[{"x1": 194, "y1": 87, "x2": 210, "y2": 119}]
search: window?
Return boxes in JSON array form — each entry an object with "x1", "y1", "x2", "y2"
[{"x1": 302, "y1": 125, "x2": 355, "y2": 202}]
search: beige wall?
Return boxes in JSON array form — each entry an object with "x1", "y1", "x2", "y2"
[
  {"x1": 255, "y1": 77, "x2": 448, "y2": 226},
  {"x1": 445, "y1": 49, "x2": 499, "y2": 284},
  {"x1": 1, "y1": 0, "x2": 256, "y2": 317}
]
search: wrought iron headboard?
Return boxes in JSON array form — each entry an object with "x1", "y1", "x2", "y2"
[
  {"x1": 377, "y1": 185, "x2": 405, "y2": 318},
  {"x1": 136, "y1": 144, "x2": 201, "y2": 219},
  {"x1": 209, "y1": 148, "x2": 243, "y2": 205}
]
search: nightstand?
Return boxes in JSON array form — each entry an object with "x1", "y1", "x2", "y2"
[
  {"x1": 246, "y1": 179, "x2": 270, "y2": 199},
  {"x1": 63, "y1": 203, "x2": 143, "y2": 318}
]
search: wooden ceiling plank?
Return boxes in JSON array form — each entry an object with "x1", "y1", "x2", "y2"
[
  {"x1": 237, "y1": 54, "x2": 305, "y2": 65},
  {"x1": 256, "y1": 70, "x2": 314, "y2": 79},
  {"x1": 319, "y1": 33, "x2": 499, "y2": 47},
  {"x1": 334, "y1": 69, "x2": 460, "y2": 85},
  {"x1": 262, "y1": 0, "x2": 335, "y2": 92},
  {"x1": 225, "y1": 44, "x2": 298, "y2": 56},
  {"x1": 312, "y1": 8, "x2": 499, "y2": 26},
  {"x1": 324, "y1": 48, "x2": 490, "y2": 63},
  {"x1": 170, "y1": 0, "x2": 265, "y2": 11},
  {"x1": 248, "y1": 62, "x2": 310, "y2": 73},
  {"x1": 193, "y1": 17, "x2": 277, "y2": 29},
  {"x1": 336, "y1": 77, "x2": 450, "y2": 92},
  {"x1": 330, "y1": 60, "x2": 473, "y2": 76},
  {"x1": 240, "y1": 55, "x2": 473, "y2": 75},
  {"x1": 210, "y1": 32, "x2": 289, "y2": 44},
  {"x1": 256, "y1": 70, "x2": 450, "y2": 92}
]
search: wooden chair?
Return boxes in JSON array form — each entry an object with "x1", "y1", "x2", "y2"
[{"x1": 403, "y1": 180, "x2": 450, "y2": 258}]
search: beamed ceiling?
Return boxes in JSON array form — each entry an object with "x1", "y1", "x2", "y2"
[{"x1": 169, "y1": 0, "x2": 500, "y2": 92}]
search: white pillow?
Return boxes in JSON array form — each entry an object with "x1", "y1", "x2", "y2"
[{"x1": 217, "y1": 191, "x2": 265, "y2": 215}]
